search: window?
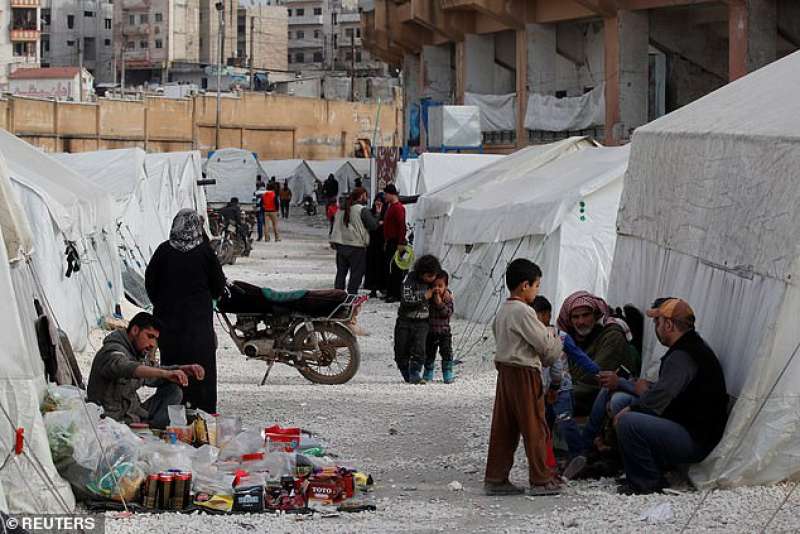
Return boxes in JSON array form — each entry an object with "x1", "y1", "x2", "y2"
[
  {"x1": 356, "y1": 28, "x2": 361, "y2": 38},
  {"x1": 199, "y1": 37, "x2": 203, "y2": 48},
  {"x1": 104, "y1": 18, "x2": 112, "y2": 29},
  {"x1": 313, "y1": 7, "x2": 321, "y2": 15},
  {"x1": 296, "y1": 8, "x2": 304, "y2": 16},
  {"x1": 42, "y1": 37, "x2": 50, "y2": 52},
  {"x1": 355, "y1": 51, "x2": 362, "y2": 62},
  {"x1": 155, "y1": 39, "x2": 162, "y2": 48},
  {"x1": 345, "y1": 51, "x2": 353, "y2": 61},
  {"x1": 314, "y1": 30, "x2": 320, "y2": 38},
  {"x1": 332, "y1": 12, "x2": 337, "y2": 24},
  {"x1": 140, "y1": 14, "x2": 148, "y2": 23},
  {"x1": 67, "y1": 14, "x2": 75, "y2": 29},
  {"x1": 41, "y1": 9, "x2": 51, "y2": 26},
  {"x1": 140, "y1": 39, "x2": 147, "y2": 48},
  {"x1": 294, "y1": 52, "x2": 304, "y2": 63},
  {"x1": 66, "y1": 40, "x2": 75, "y2": 47},
  {"x1": 288, "y1": 54, "x2": 293, "y2": 64},
  {"x1": 155, "y1": 12, "x2": 163, "y2": 22},
  {"x1": 84, "y1": 10, "x2": 95, "y2": 17},
  {"x1": 129, "y1": 14, "x2": 135, "y2": 25},
  {"x1": 555, "y1": 90, "x2": 567, "y2": 99},
  {"x1": 84, "y1": 37, "x2": 96, "y2": 60},
  {"x1": 345, "y1": 28, "x2": 353, "y2": 38},
  {"x1": 313, "y1": 51, "x2": 323, "y2": 62},
  {"x1": 287, "y1": 9, "x2": 292, "y2": 16},
  {"x1": 127, "y1": 41, "x2": 135, "y2": 50},
  {"x1": 104, "y1": 38, "x2": 111, "y2": 46},
  {"x1": 296, "y1": 30, "x2": 304, "y2": 39}
]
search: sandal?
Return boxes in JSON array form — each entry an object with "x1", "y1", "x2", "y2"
[{"x1": 526, "y1": 480, "x2": 562, "y2": 496}]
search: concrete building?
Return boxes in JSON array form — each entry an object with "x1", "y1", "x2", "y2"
[
  {"x1": 114, "y1": 0, "x2": 200, "y2": 86},
  {"x1": 1, "y1": 0, "x2": 43, "y2": 89},
  {"x1": 237, "y1": 0, "x2": 289, "y2": 71},
  {"x1": 41, "y1": 0, "x2": 115, "y2": 83},
  {"x1": 286, "y1": 0, "x2": 328, "y2": 69},
  {"x1": 9, "y1": 66, "x2": 94, "y2": 100},
  {"x1": 362, "y1": 0, "x2": 800, "y2": 149}
]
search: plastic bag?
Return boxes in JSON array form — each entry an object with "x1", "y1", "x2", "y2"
[
  {"x1": 41, "y1": 385, "x2": 84, "y2": 413},
  {"x1": 138, "y1": 438, "x2": 194, "y2": 473},
  {"x1": 265, "y1": 425, "x2": 301, "y2": 452},
  {"x1": 168, "y1": 405, "x2": 187, "y2": 426},
  {"x1": 261, "y1": 452, "x2": 297, "y2": 481},
  {"x1": 217, "y1": 416, "x2": 242, "y2": 448},
  {"x1": 218, "y1": 429, "x2": 264, "y2": 461},
  {"x1": 193, "y1": 466, "x2": 235, "y2": 495}
]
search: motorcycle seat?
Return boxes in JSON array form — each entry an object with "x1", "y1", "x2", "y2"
[{"x1": 262, "y1": 287, "x2": 307, "y2": 304}]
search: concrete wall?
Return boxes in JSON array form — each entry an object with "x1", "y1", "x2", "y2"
[
  {"x1": 421, "y1": 44, "x2": 452, "y2": 102},
  {"x1": 3, "y1": 92, "x2": 401, "y2": 159}
]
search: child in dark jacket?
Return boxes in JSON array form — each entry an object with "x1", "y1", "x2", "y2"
[
  {"x1": 394, "y1": 254, "x2": 442, "y2": 384},
  {"x1": 424, "y1": 270, "x2": 455, "y2": 383}
]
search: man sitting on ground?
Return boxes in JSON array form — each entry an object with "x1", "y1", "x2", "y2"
[
  {"x1": 87, "y1": 312, "x2": 205, "y2": 429},
  {"x1": 614, "y1": 298, "x2": 728, "y2": 494},
  {"x1": 556, "y1": 291, "x2": 638, "y2": 415}
]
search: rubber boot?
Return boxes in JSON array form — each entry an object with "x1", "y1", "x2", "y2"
[{"x1": 423, "y1": 368, "x2": 434, "y2": 383}]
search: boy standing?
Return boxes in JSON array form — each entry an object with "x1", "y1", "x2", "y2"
[
  {"x1": 424, "y1": 270, "x2": 455, "y2": 384},
  {"x1": 484, "y1": 259, "x2": 564, "y2": 496},
  {"x1": 394, "y1": 255, "x2": 441, "y2": 384}
]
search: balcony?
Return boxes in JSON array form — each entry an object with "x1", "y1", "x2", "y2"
[
  {"x1": 10, "y1": 0, "x2": 39, "y2": 6},
  {"x1": 288, "y1": 37, "x2": 324, "y2": 49},
  {"x1": 10, "y1": 29, "x2": 41, "y2": 41},
  {"x1": 289, "y1": 15, "x2": 324, "y2": 25},
  {"x1": 124, "y1": 23, "x2": 151, "y2": 35},
  {"x1": 338, "y1": 12, "x2": 361, "y2": 24}
]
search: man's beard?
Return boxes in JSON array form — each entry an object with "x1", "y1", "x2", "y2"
[{"x1": 575, "y1": 325, "x2": 594, "y2": 338}]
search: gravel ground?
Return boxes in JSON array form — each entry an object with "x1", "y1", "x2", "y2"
[{"x1": 79, "y1": 211, "x2": 800, "y2": 533}]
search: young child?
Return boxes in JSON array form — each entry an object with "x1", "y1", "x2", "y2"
[
  {"x1": 533, "y1": 295, "x2": 601, "y2": 480},
  {"x1": 424, "y1": 270, "x2": 455, "y2": 384},
  {"x1": 484, "y1": 259, "x2": 564, "y2": 497},
  {"x1": 394, "y1": 254, "x2": 442, "y2": 384}
]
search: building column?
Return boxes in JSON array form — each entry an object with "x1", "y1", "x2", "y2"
[
  {"x1": 604, "y1": 10, "x2": 649, "y2": 146},
  {"x1": 729, "y1": 0, "x2": 777, "y2": 81},
  {"x1": 402, "y1": 53, "x2": 420, "y2": 146},
  {"x1": 515, "y1": 28, "x2": 528, "y2": 148},
  {"x1": 455, "y1": 40, "x2": 465, "y2": 105}
]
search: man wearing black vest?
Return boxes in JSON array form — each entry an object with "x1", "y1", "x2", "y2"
[{"x1": 614, "y1": 298, "x2": 728, "y2": 495}]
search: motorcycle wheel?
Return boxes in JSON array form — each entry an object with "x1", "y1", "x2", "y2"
[{"x1": 294, "y1": 321, "x2": 360, "y2": 385}]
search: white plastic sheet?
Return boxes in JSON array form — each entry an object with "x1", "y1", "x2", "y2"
[
  {"x1": 464, "y1": 92, "x2": 517, "y2": 132},
  {"x1": 607, "y1": 50, "x2": 800, "y2": 488},
  {"x1": 204, "y1": 148, "x2": 266, "y2": 204},
  {"x1": 525, "y1": 84, "x2": 605, "y2": 132},
  {"x1": 428, "y1": 106, "x2": 482, "y2": 148}
]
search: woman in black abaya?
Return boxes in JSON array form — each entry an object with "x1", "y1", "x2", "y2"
[{"x1": 146, "y1": 209, "x2": 226, "y2": 413}]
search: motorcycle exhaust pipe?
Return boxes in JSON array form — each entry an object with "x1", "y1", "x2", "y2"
[{"x1": 244, "y1": 342, "x2": 259, "y2": 358}]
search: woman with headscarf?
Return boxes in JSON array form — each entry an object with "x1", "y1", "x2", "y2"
[
  {"x1": 329, "y1": 187, "x2": 378, "y2": 294},
  {"x1": 145, "y1": 209, "x2": 226, "y2": 413},
  {"x1": 364, "y1": 193, "x2": 387, "y2": 298}
]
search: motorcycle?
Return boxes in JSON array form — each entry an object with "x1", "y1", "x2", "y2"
[
  {"x1": 208, "y1": 208, "x2": 253, "y2": 265},
  {"x1": 302, "y1": 195, "x2": 318, "y2": 216},
  {"x1": 217, "y1": 281, "x2": 366, "y2": 385}
]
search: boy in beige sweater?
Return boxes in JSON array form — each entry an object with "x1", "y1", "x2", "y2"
[{"x1": 484, "y1": 258, "x2": 564, "y2": 496}]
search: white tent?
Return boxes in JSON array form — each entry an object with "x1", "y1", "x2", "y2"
[
  {"x1": 415, "y1": 152, "x2": 505, "y2": 196},
  {"x1": 416, "y1": 137, "x2": 628, "y2": 323},
  {"x1": 260, "y1": 159, "x2": 317, "y2": 206},
  {"x1": 606, "y1": 50, "x2": 800, "y2": 488},
  {"x1": 55, "y1": 149, "x2": 207, "y2": 307},
  {"x1": 0, "y1": 130, "x2": 123, "y2": 352},
  {"x1": 0, "y1": 144, "x2": 76, "y2": 514},
  {"x1": 415, "y1": 137, "x2": 593, "y2": 260},
  {"x1": 308, "y1": 159, "x2": 369, "y2": 199},
  {"x1": 203, "y1": 148, "x2": 266, "y2": 204}
]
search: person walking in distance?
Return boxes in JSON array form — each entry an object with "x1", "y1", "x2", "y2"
[
  {"x1": 279, "y1": 181, "x2": 292, "y2": 219},
  {"x1": 253, "y1": 176, "x2": 266, "y2": 241},
  {"x1": 382, "y1": 184, "x2": 406, "y2": 303},
  {"x1": 330, "y1": 187, "x2": 379, "y2": 294},
  {"x1": 261, "y1": 183, "x2": 281, "y2": 242}
]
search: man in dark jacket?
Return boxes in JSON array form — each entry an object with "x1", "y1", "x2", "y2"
[
  {"x1": 86, "y1": 312, "x2": 205, "y2": 429},
  {"x1": 322, "y1": 174, "x2": 339, "y2": 204},
  {"x1": 614, "y1": 298, "x2": 728, "y2": 494}
]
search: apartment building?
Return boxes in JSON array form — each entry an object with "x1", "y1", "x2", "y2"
[{"x1": 1, "y1": 0, "x2": 43, "y2": 89}]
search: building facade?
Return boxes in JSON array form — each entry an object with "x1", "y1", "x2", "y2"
[
  {"x1": 9, "y1": 66, "x2": 94, "y2": 100},
  {"x1": 41, "y1": 0, "x2": 115, "y2": 83},
  {"x1": 1, "y1": 0, "x2": 43, "y2": 89},
  {"x1": 362, "y1": 0, "x2": 799, "y2": 149}
]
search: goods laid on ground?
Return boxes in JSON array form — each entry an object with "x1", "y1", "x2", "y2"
[{"x1": 42, "y1": 385, "x2": 374, "y2": 515}]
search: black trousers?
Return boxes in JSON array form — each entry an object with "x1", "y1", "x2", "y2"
[
  {"x1": 280, "y1": 200, "x2": 290, "y2": 218},
  {"x1": 334, "y1": 244, "x2": 367, "y2": 294},
  {"x1": 384, "y1": 239, "x2": 405, "y2": 299},
  {"x1": 425, "y1": 331, "x2": 454, "y2": 371},
  {"x1": 394, "y1": 317, "x2": 429, "y2": 379}
]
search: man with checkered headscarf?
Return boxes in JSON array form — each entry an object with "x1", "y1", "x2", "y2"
[{"x1": 557, "y1": 291, "x2": 638, "y2": 415}]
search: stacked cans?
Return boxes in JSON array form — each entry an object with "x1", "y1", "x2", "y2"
[{"x1": 142, "y1": 471, "x2": 193, "y2": 510}]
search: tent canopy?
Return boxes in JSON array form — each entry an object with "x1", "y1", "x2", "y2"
[
  {"x1": 260, "y1": 159, "x2": 318, "y2": 206},
  {"x1": 204, "y1": 148, "x2": 265, "y2": 204},
  {"x1": 415, "y1": 152, "x2": 505, "y2": 197},
  {"x1": 607, "y1": 50, "x2": 800, "y2": 488},
  {"x1": 307, "y1": 159, "x2": 368, "y2": 198}
]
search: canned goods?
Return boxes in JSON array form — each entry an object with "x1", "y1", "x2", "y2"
[
  {"x1": 158, "y1": 473, "x2": 174, "y2": 510},
  {"x1": 172, "y1": 472, "x2": 192, "y2": 510},
  {"x1": 143, "y1": 474, "x2": 159, "y2": 509}
]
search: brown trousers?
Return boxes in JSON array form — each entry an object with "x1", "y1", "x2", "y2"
[
  {"x1": 484, "y1": 363, "x2": 551, "y2": 486},
  {"x1": 265, "y1": 211, "x2": 280, "y2": 240}
]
